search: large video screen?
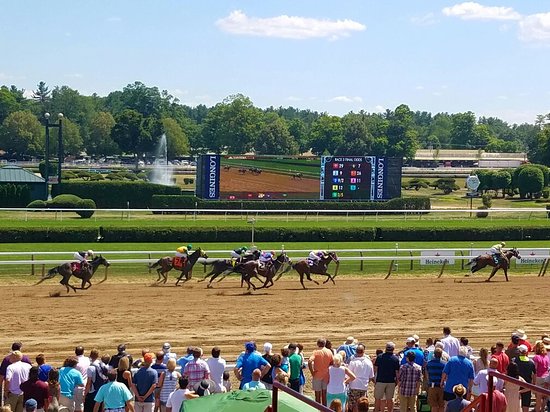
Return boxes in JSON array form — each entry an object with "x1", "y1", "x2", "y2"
[{"x1": 196, "y1": 155, "x2": 401, "y2": 201}]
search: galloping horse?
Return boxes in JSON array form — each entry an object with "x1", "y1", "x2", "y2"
[
  {"x1": 236, "y1": 252, "x2": 292, "y2": 290},
  {"x1": 467, "y1": 248, "x2": 521, "y2": 282},
  {"x1": 198, "y1": 250, "x2": 261, "y2": 287},
  {"x1": 37, "y1": 255, "x2": 111, "y2": 293},
  {"x1": 291, "y1": 252, "x2": 340, "y2": 289},
  {"x1": 149, "y1": 248, "x2": 208, "y2": 285},
  {"x1": 291, "y1": 172, "x2": 303, "y2": 180}
]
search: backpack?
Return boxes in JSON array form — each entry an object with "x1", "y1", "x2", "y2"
[{"x1": 92, "y1": 363, "x2": 109, "y2": 392}]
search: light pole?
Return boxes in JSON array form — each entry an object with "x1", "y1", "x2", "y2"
[{"x1": 44, "y1": 113, "x2": 63, "y2": 198}]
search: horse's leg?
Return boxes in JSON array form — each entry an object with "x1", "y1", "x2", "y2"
[
  {"x1": 486, "y1": 266, "x2": 498, "y2": 282},
  {"x1": 504, "y1": 265, "x2": 509, "y2": 282},
  {"x1": 322, "y1": 272, "x2": 336, "y2": 285},
  {"x1": 299, "y1": 272, "x2": 307, "y2": 290}
]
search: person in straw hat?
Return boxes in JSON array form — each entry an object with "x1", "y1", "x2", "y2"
[{"x1": 445, "y1": 384, "x2": 470, "y2": 412}]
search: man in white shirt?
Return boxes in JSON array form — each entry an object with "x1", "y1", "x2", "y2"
[
  {"x1": 441, "y1": 327, "x2": 460, "y2": 358},
  {"x1": 206, "y1": 347, "x2": 226, "y2": 393},
  {"x1": 5, "y1": 351, "x2": 32, "y2": 412},
  {"x1": 75, "y1": 346, "x2": 90, "y2": 412},
  {"x1": 347, "y1": 344, "x2": 374, "y2": 412}
]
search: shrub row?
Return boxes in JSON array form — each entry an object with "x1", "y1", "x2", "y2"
[
  {"x1": 0, "y1": 184, "x2": 31, "y2": 207},
  {"x1": 52, "y1": 181, "x2": 181, "y2": 208},
  {"x1": 151, "y1": 196, "x2": 431, "y2": 211},
  {"x1": 4, "y1": 225, "x2": 550, "y2": 243},
  {"x1": 27, "y1": 194, "x2": 96, "y2": 218}
]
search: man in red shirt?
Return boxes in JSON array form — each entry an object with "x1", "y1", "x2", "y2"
[
  {"x1": 492, "y1": 343, "x2": 509, "y2": 374},
  {"x1": 20, "y1": 367, "x2": 49, "y2": 412}
]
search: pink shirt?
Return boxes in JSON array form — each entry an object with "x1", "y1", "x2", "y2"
[{"x1": 533, "y1": 354, "x2": 549, "y2": 378}]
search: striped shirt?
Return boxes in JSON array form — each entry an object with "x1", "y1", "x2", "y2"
[
  {"x1": 426, "y1": 358, "x2": 446, "y2": 386},
  {"x1": 183, "y1": 359, "x2": 210, "y2": 388},
  {"x1": 159, "y1": 370, "x2": 178, "y2": 403}
]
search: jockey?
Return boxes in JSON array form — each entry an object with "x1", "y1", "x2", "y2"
[
  {"x1": 230, "y1": 246, "x2": 248, "y2": 266},
  {"x1": 175, "y1": 244, "x2": 193, "y2": 258},
  {"x1": 259, "y1": 250, "x2": 275, "y2": 269},
  {"x1": 308, "y1": 250, "x2": 327, "y2": 267},
  {"x1": 73, "y1": 250, "x2": 94, "y2": 264},
  {"x1": 490, "y1": 241, "x2": 506, "y2": 264}
]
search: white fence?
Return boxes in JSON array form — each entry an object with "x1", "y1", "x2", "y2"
[{"x1": 1, "y1": 248, "x2": 549, "y2": 278}]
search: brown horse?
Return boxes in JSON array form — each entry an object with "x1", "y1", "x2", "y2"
[
  {"x1": 37, "y1": 255, "x2": 111, "y2": 293},
  {"x1": 149, "y1": 248, "x2": 208, "y2": 285},
  {"x1": 467, "y1": 248, "x2": 521, "y2": 282},
  {"x1": 291, "y1": 252, "x2": 340, "y2": 289},
  {"x1": 236, "y1": 252, "x2": 292, "y2": 290},
  {"x1": 198, "y1": 250, "x2": 261, "y2": 287}
]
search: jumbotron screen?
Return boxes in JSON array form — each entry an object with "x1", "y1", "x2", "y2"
[
  {"x1": 196, "y1": 155, "x2": 401, "y2": 201},
  {"x1": 320, "y1": 156, "x2": 402, "y2": 200}
]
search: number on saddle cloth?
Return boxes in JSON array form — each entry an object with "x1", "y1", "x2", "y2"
[
  {"x1": 71, "y1": 262, "x2": 82, "y2": 274},
  {"x1": 173, "y1": 256, "x2": 185, "y2": 270}
]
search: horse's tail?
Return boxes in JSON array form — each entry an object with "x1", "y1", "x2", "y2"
[
  {"x1": 148, "y1": 260, "x2": 161, "y2": 269},
  {"x1": 47, "y1": 266, "x2": 59, "y2": 277}
]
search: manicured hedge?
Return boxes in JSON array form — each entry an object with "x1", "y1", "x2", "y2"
[
  {"x1": 0, "y1": 184, "x2": 31, "y2": 207},
  {"x1": 151, "y1": 196, "x2": 431, "y2": 211},
  {"x1": 52, "y1": 181, "x2": 181, "y2": 208},
  {"x1": 4, "y1": 224, "x2": 550, "y2": 243}
]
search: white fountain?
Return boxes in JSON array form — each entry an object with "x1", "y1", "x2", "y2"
[{"x1": 150, "y1": 134, "x2": 174, "y2": 185}]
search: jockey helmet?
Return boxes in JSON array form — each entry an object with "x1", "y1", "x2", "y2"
[
  {"x1": 242, "y1": 246, "x2": 248, "y2": 251},
  {"x1": 187, "y1": 244, "x2": 193, "y2": 250},
  {"x1": 87, "y1": 250, "x2": 94, "y2": 256},
  {"x1": 501, "y1": 241, "x2": 506, "y2": 246},
  {"x1": 271, "y1": 250, "x2": 276, "y2": 255}
]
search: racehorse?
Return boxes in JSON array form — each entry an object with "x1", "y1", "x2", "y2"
[
  {"x1": 291, "y1": 172, "x2": 303, "y2": 180},
  {"x1": 248, "y1": 167, "x2": 262, "y2": 175},
  {"x1": 290, "y1": 252, "x2": 340, "y2": 289},
  {"x1": 149, "y1": 248, "x2": 208, "y2": 286},
  {"x1": 236, "y1": 252, "x2": 292, "y2": 290},
  {"x1": 467, "y1": 248, "x2": 521, "y2": 282},
  {"x1": 36, "y1": 255, "x2": 111, "y2": 293},
  {"x1": 223, "y1": 165, "x2": 231, "y2": 171},
  {"x1": 238, "y1": 168, "x2": 247, "y2": 174},
  {"x1": 198, "y1": 250, "x2": 261, "y2": 287}
]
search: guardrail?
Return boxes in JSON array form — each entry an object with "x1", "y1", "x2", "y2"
[{"x1": 2, "y1": 248, "x2": 548, "y2": 278}]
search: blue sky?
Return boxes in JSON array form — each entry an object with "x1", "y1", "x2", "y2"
[{"x1": 1, "y1": 1, "x2": 549, "y2": 124}]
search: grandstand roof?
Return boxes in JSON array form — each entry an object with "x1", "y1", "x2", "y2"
[
  {"x1": 0, "y1": 165, "x2": 45, "y2": 183},
  {"x1": 414, "y1": 149, "x2": 527, "y2": 161}
]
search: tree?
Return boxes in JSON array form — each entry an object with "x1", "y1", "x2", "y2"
[
  {"x1": 111, "y1": 110, "x2": 162, "y2": 165},
  {"x1": 517, "y1": 166, "x2": 544, "y2": 198},
  {"x1": 88, "y1": 112, "x2": 119, "y2": 156},
  {"x1": 450, "y1": 112, "x2": 476, "y2": 149},
  {"x1": 470, "y1": 124, "x2": 492, "y2": 149},
  {"x1": 255, "y1": 112, "x2": 298, "y2": 155},
  {"x1": 0, "y1": 110, "x2": 43, "y2": 156},
  {"x1": 32, "y1": 81, "x2": 51, "y2": 113},
  {"x1": 0, "y1": 87, "x2": 21, "y2": 124},
  {"x1": 385, "y1": 104, "x2": 419, "y2": 159},
  {"x1": 335, "y1": 113, "x2": 373, "y2": 155},
  {"x1": 287, "y1": 118, "x2": 309, "y2": 153},
  {"x1": 48, "y1": 117, "x2": 83, "y2": 156},
  {"x1": 309, "y1": 115, "x2": 343, "y2": 155},
  {"x1": 161, "y1": 117, "x2": 189, "y2": 157},
  {"x1": 492, "y1": 170, "x2": 512, "y2": 197},
  {"x1": 433, "y1": 178, "x2": 460, "y2": 194},
  {"x1": 201, "y1": 94, "x2": 262, "y2": 153}
]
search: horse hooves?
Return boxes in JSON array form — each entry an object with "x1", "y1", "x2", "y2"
[{"x1": 485, "y1": 279, "x2": 491, "y2": 282}]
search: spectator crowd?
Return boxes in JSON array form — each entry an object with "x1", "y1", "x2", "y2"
[{"x1": 1, "y1": 327, "x2": 549, "y2": 412}]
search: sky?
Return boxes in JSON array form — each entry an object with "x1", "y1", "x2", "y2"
[{"x1": 1, "y1": 1, "x2": 550, "y2": 124}]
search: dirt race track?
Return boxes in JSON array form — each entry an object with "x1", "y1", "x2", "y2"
[
  {"x1": 220, "y1": 168, "x2": 319, "y2": 197},
  {"x1": 1, "y1": 274, "x2": 548, "y2": 364}
]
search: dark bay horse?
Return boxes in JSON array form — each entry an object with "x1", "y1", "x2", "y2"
[
  {"x1": 37, "y1": 255, "x2": 111, "y2": 293},
  {"x1": 467, "y1": 248, "x2": 521, "y2": 282},
  {"x1": 236, "y1": 252, "x2": 292, "y2": 290},
  {"x1": 198, "y1": 250, "x2": 261, "y2": 287},
  {"x1": 291, "y1": 252, "x2": 340, "y2": 289},
  {"x1": 149, "y1": 248, "x2": 208, "y2": 285}
]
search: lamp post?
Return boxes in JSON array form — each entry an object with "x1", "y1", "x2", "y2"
[{"x1": 44, "y1": 113, "x2": 64, "y2": 198}]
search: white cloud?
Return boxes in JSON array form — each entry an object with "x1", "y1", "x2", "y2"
[
  {"x1": 65, "y1": 73, "x2": 83, "y2": 78},
  {"x1": 329, "y1": 96, "x2": 363, "y2": 103},
  {"x1": 442, "y1": 2, "x2": 521, "y2": 21},
  {"x1": 0, "y1": 72, "x2": 26, "y2": 81},
  {"x1": 497, "y1": 95, "x2": 508, "y2": 100},
  {"x1": 106, "y1": 17, "x2": 122, "y2": 23},
  {"x1": 410, "y1": 12, "x2": 438, "y2": 26},
  {"x1": 518, "y1": 13, "x2": 550, "y2": 43},
  {"x1": 286, "y1": 96, "x2": 303, "y2": 102},
  {"x1": 171, "y1": 88, "x2": 188, "y2": 96},
  {"x1": 415, "y1": 85, "x2": 425, "y2": 90},
  {"x1": 216, "y1": 10, "x2": 366, "y2": 40},
  {"x1": 374, "y1": 105, "x2": 385, "y2": 112}
]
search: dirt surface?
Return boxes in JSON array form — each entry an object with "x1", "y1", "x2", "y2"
[
  {"x1": 2, "y1": 275, "x2": 548, "y2": 365},
  {"x1": 220, "y1": 167, "x2": 319, "y2": 199}
]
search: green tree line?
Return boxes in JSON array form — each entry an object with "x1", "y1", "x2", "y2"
[{"x1": 0, "y1": 81, "x2": 548, "y2": 163}]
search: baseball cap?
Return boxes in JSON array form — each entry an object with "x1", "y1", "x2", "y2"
[
  {"x1": 25, "y1": 399, "x2": 37, "y2": 411},
  {"x1": 518, "y1": 344, "x2": 528, "y2": 353},
  {"x1": 406, "y1": 337, "x2": 416, "y2": 343},
  {"x1": 162, "y1": 342, "x2": 171, "y2": 350},
  {"x1": 263, "y1": 342, "x2": 272, "y2": 353},
  {"x1": 117, "y1": 344, "x2": 126, "y2": 352},
  {"x1": 143, "y1": 352, "x2": 154, "y2": 364},
  {"x1": 245, "y1": 342, "x2": 256, "y2": 352}
]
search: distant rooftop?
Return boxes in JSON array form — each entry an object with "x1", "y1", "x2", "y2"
[
  {"x1": 0, "y1": 165, "x2": 45, "y2": 183},
  {"x1": 414, "y1": 149, "x2": 527, "y2": 161}
]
